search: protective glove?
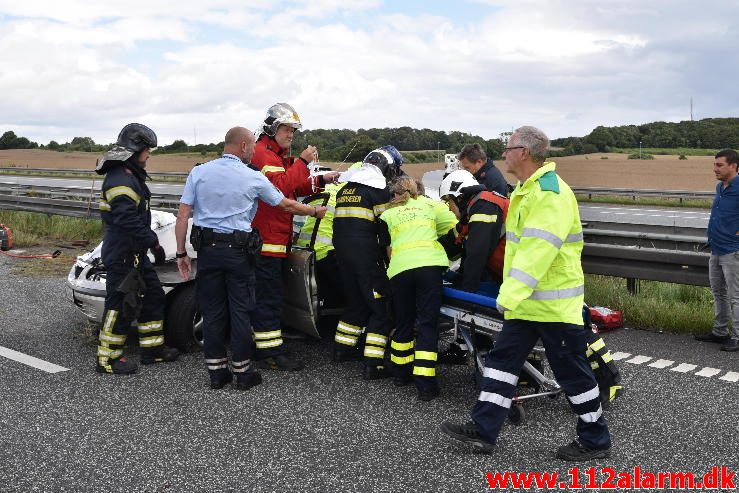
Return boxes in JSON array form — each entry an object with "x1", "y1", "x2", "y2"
[{"x1": 150, "y1": 244, "x2": 166, "y2": 266}]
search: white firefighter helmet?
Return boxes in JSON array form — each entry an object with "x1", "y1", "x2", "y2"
[
  {"x1": 261, "y1": 102, "x2": 302, "y2": 137},
  {"x1": 439, "y1": 169, "x2": 479, "y2": 199}
]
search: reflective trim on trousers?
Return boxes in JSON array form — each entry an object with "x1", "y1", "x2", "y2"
[
  {"x1": 365, "y1": 334, "x2": 387, "y2": 346},
  {"x1": 337, "y1": 321, "x2": 363, "y2": 335},
  {"x1": 256, "y1": 338, "x2": 283, "y2": 349},
  {"x1": 478, "y1": 391, "x2": 512, "y2": 409},
  {"x1": 482, "y1": 367, "x2": 519, "y2": 386},
  {"x1": 231, "y1": 359, "x2": 252, "y2": 373},
  {"x1": 391, "y1": 340, "x2": 414, "y2": 351},
  {"x1": 335, "y1": 334, "x2": 358, "y2": 346},
  {"x1": 414, "y1": 350, "x2": 437, "y2": 362},
  {"x1": 139, "y1": 335, "x2": 164, "y2": 347},
  {"x1": 364, "y1": 347, "x2": 385, "y2": 358},
  {"x1": 391, "y1": 354, "x2": 414, "y2": 365},
  {"x1": 579, "y1": 405, "x2": 604, "y2": 423},
  {"x1": 567, "y1": 385, "x2": 600, "y2": 405},
  {"x1": 413, "y1": 366, "x2": 435, "y2": 377}
]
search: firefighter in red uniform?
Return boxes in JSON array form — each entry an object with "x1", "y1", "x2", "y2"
[
  {"x1": 251, "y1": 103, "x2": 339, "y2": 371},
  {"x1": 439, "y1": 170, "x2": 508, "y2": 292}
]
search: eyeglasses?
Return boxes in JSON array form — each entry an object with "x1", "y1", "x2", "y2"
[{"x1": 503, "y1": 146, "x2": 526, "y2": 152}]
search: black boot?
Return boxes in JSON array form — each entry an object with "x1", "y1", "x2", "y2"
[
  {"x1": 235, "y1": 371, "x2": 263, "y2": 391},
  {"x1": 261, "y1": 354, "x2": 304, "y2": 371},
  {"x1": 141, "y1": 346, "x2": 180, "y2": 365},
  {"x1": 437, "y1": 343, "x2": 468, "y2": 365},
  {"x1": 555, "y1": 439, "x2": 610, "y2": 461},
  {"x1": 96, "y1": 356, "x2": 138, "y2": 375},
  {"x1": 363, "y1": 364, "x2": 390, "y2": 380}
]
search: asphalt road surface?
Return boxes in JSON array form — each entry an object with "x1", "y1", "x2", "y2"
[{"x1": 1, "y1": 254, "x2": 737, "y2": 492}]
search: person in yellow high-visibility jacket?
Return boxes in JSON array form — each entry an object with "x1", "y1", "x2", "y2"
[
  {"x1": 379, "y1": 175, "x2": 457, "y2": 401},
  {"x1": 440, "y1": 126, "x2": 612, "y2": 461},
  {"x1": 295, "y1": 181, "x2": 346, "y2": 312}
]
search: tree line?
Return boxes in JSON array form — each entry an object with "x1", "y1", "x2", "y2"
[
  {"x1": 0, "y1": 127, "x2": 504, "y2": 162},
  {"x1": 4, "y1": 117, "x2": 739, "y2": 161},
  {"x1": 551, "y1": 117, "x2": 739, "y2": 155}
]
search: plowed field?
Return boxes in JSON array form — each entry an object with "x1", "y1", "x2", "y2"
[{"x1": 0, "y1": 150, "x2": 717, "y2": 191}]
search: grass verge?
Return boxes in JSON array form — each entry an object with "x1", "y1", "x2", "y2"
[
  {"x1": 585, "y1": 274, "x2": 712, "y2": 334},
  {"x1": 0, "y1": 210, "x2": 103, "y2": 247},
  {"x1": 576, "y1": 194, "x2": 711, "y2": 209}
]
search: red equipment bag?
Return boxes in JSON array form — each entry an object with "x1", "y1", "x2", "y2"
[
  {"x1": 589, "y1": 306, "x2": 623, "y2": 332},
  {"x1": 0, "y1": 224, "x2": 13, "y2": 251}
]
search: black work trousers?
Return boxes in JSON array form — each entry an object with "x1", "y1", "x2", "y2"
[
  {"x1": 334, "y1": 242, "x2": 392, "y2": 367},
  {"x1": 197, "y1": 244, "x2": 257, "y2": 380},
  {"x1": 389, "y1": 266, "x2": 444, "y2": 393},
  {"x1": 471, "y1": 318, "x2": 611, "y2": 450},
  {"x1": 98, "y1": 255, "x2": 165, "y2": 370},
  {"x1": 252, "y1": 255, "x2": 285, "y2": 358}
]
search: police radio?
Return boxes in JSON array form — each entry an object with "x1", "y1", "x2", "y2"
[{"x1": 0, "y1": 224, "x2": 13, "y2": 251}]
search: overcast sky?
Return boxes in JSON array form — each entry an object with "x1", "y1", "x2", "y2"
[{"x1": 0, "y1": 0, "x2": 736, "y2": 146}]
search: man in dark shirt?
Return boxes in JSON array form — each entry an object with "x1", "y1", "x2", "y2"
[
  {"x1": 458, "y1": 143, "x2": 510, "y2": 197},
  {"x1": 696, "y1": 149, "x2": 739, "y2": 352}
]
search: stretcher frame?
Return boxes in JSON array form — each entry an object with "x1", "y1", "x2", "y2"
[{"x1": 440, "y1": 288, "x2": 563, "y2": 419}]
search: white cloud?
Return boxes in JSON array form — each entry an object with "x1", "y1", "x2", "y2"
[{"x1": 0, "y1": 0, "x2": 736, "y2": 146}]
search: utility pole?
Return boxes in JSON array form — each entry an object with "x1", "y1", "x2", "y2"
[
  {"x1": 690, "y1": 97, "x2": 693, "y2": 121},
  {"x1": 639, "y1": 140, "x2": 642, "y2": 160}
]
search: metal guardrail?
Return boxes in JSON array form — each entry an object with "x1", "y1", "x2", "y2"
[
  {"x1": 0, "y1": 183, "x2": 711, "y2": 286},
  {"x1": 572, "y1": 186, "x2": 713, "y2": 202},
  {"x1": 0, "y1": 166, "x2": 188, "y2": 180}
]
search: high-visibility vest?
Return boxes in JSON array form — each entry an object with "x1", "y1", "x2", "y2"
[
  {"x1": 496, "y1": 162, "x2": 585, "y2": 325},
  {"x1": 295, "y1": 183, "x2": 341, "y2": 261},
  {"x1": 380, "y1": 198, "x2": 451, "y2": 279}
]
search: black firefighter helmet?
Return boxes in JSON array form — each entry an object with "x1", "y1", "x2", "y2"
[{"x1": 96, "y1": 123, "x2": 157, "y2": 175}]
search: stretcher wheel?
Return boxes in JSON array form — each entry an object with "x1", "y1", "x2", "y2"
[{"x1": 508, "y1": 404, "x2": 525, "y2": 426}]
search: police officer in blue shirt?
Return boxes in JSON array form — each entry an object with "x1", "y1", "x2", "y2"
[{"x1": 175, "y1": 126, "x2": 327, "y2": 390}]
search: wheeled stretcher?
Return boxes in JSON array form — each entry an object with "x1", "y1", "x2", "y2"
[{"x1": 440, "y1": 285, "x2": 622, "y2": 424}]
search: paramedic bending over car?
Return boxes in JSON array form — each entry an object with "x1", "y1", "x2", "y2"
[
  {"x1": 440, "y1": 126, "x2": 611, "y2": 461},
  {"x1": 250, "y1": 102, "x2": 340, "y2": 371},
  {"x1": 379, "y1": 176, "x2": 457, "y2": 401},
  {"x1": 175, "y1": 126, "x2": 325, "y2": 391},
  {"x1": 95, "y1": 123, "x2": 180, "y2": 375}
]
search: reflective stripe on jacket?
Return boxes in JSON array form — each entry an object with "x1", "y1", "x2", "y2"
[
  {"x1": 380, "y1": 197, "x2": 454, "y2": 278},
  {"x1": 295, "y1": 183, "x2": 341, "y2": 261},
  {"x1": 496, "y1": 162, "x2": 585, "y2": 324}
]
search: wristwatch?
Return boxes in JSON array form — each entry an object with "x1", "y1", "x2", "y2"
[{"x1": 175, "y1": 251, "x2": 188, "y2": 258}]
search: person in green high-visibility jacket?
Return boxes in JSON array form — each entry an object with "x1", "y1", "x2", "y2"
[
  {"x1": 295, "y1": 181, "x2": 346, "y2": 311},
  {"x1": 379, "y1": 175, "x2": 457, "y2": 401},
  {"x1": 440, "y1": 126, "x2": 612, "y2": 461}
]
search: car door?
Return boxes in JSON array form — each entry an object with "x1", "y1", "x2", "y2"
[{"x1": 280, "y1": 192, "x2": 331, "y2": 339}]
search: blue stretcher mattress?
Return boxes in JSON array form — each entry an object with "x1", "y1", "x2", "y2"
[{"x1": 442, "y1": 286, "x2": 499, "y2": 310}]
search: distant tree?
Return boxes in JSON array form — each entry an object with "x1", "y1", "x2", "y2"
[
  {"x1": 0, "y1": 130, "x2": 19, "y2": 149},
  {"x1": 48, "y1": 140, "x2": 60, "y2": 150}
]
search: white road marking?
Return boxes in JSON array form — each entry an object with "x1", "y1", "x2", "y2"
[
  {"x1": 648, "y1": 359, "x2": 674, "y2": 369},
  {"x1": 611, "y1": 352, "x2": 632, "y2": 361},
  {"x1": 671, "y1": 363, "x2": 698, "y2": 373},
  {"x1": 695, "y1": 367, "x2": 722, "y2": 378},
  {"x1": 626, "y1": 355, "x2": 652, "y2": 364},
  {"x1": 720, "y1": 372, "x2": 739, "y2": 383},
  {"x1": 0, "y1": 345, "x2": 69, "y2": 373}
]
